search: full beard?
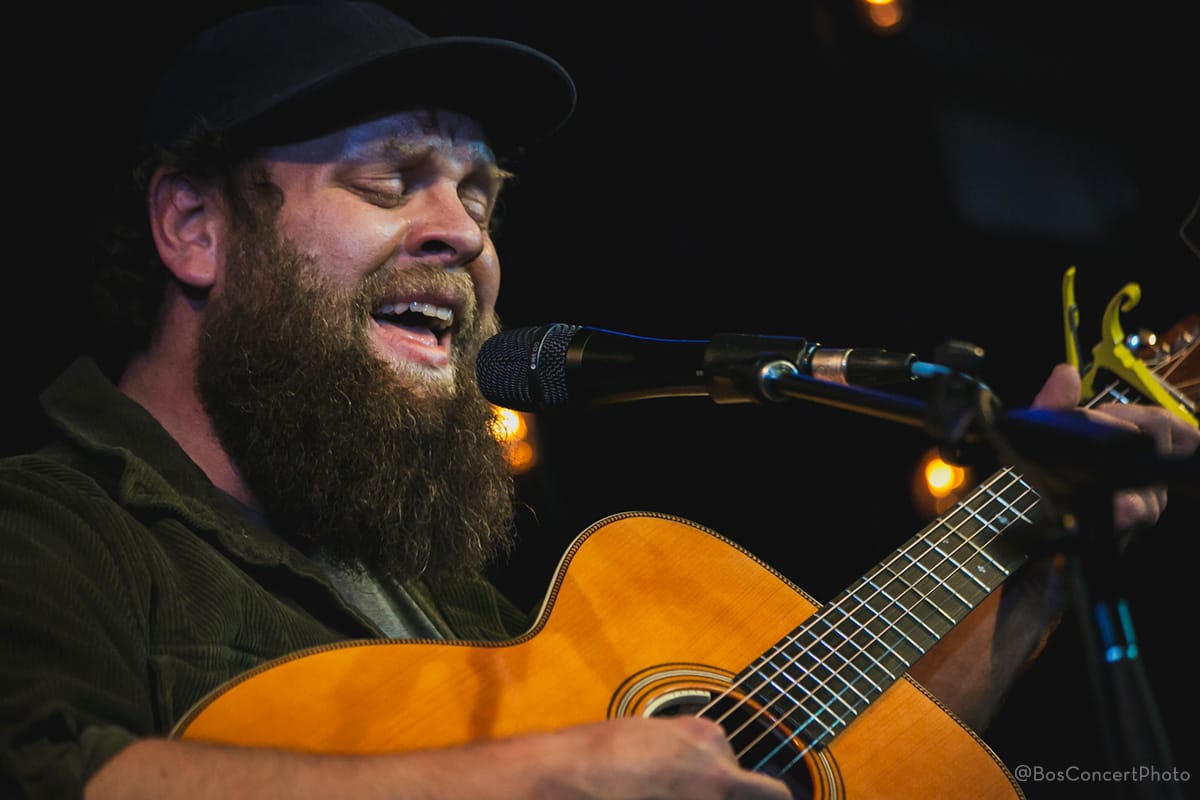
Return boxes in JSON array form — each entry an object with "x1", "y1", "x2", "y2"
[{"x1": 195, "y1": 216, "x2": 515, "y2": 582}]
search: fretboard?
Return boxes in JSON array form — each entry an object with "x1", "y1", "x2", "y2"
[{"x1": 739, "y1": 465, "x2": 1040, "y2": 753}]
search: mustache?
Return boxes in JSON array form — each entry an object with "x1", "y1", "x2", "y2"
[
  {"x1": 355, "y1": 261, "x2": 500, "y2": 370},
  {"x1": 358, "y1": 261, "x2": 480, "y2": 318}
]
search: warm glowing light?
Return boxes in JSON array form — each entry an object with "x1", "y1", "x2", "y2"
[
  {"x1": 925, "y1": 457, "x2": 966, "y2": 497},
  {"x1": 490, "y1": 406, "x2": 527, "y2": 442},
  {"x1": 859, "y1": 0, "x2": 905, "y2": 31},
  {"x1": 911, "y1": 447, "x2": 975, "y2": 519},
  {"x1": 505, "y1": 440, "x2": 537, "y2": 473},
  {"x1": 490, "y1": 405, "x2": 537, "y2": 474}
]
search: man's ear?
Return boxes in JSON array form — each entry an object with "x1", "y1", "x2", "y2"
[{"x1": 147, "y1": 167, "x2": 223, "y2": 290}]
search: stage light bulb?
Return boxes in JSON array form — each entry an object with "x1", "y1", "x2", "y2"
[
  {"x1": 490, "y1": 406, "x2": 526, "y2": 441},
  {"x1": 912, "y1": 447, "x2": 976, "y2": 519},
  {"x1": 925, "y1": 456, "x2": 966, "y2": 497},
  {"x1": 490, "y1": 405, "x2": 538, "y2": 474},
  {"x1": 860, "y1": 0, "x2": 906, "y2": 32}
]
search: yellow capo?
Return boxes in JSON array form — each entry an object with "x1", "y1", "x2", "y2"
[
  {"x1": 1062, "y1": 266, "x2": 1082, "y2": 373},
  {"x1": 1062, "y1": 267, "x2": 1197, "y2": 426}
]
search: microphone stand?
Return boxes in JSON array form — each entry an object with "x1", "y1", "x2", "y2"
[{"x1": 741, "y1": 345, "x2": 1193, "y2": 800}]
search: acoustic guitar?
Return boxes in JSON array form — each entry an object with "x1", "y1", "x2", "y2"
[{"x1": 172, "y1": 311, "x2": 1197, "y2": 799}]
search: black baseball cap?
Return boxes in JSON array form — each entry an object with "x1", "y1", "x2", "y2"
[{"x1": 142, "y1": 1, "x2": 577, "y2": 160}]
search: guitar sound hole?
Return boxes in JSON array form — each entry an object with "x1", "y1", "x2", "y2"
[{"x1": 648, "y1": 692, "x2": 815, "y2": 799}]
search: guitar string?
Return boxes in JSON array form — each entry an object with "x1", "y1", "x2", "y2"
[
  {"x1": 709, "y1": 468, "x2": 1027, "y2": 743},
  {"x1": 752, "y1": 368, "x2": 1168, "y2": 776},
  {"x1": 753, "y1": 365, "x2": 1185, "y2": 778},
  {"x1": 694, "y1": 368, "x2": 1171, "y2": 778},
  {"x1": 703, "y1": 338, "x2": 1188, "y2": 748},
  {"x1": 721, "y1": 378, "x2": 1119, "y2": 774},
  {"x1": 708, "y1": 353, "x2": 1067, "y2": 742},
  {"x1": 706, "y1": 479, "x2": 1021, "y2": 782},
  {"x1": 767, "y1": 470, "x2": 1038, "y2": 777},
  {"x1": 709, "y1": 333, "x2": 1196, "y2": 775},
  {"x1": 722, "y1": 468, "x2": 1037, "y2": 772}
]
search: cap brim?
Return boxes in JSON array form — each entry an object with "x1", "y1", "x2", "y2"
[{"x1": 227, "y1": 36, "x2": 577, "y2": 161}]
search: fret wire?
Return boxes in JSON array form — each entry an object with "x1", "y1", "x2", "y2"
[
  {"x1": 863, "y1": 573, "x2": 944, "y2": 637},
  {"x1": 719, "y1": 466, "x2": 1046, "y2": 768},
  {"x1": 740, "y1": 656, "x2": 844, "y2": 743},
  {"x1": 755, "y1": 646, "x2": 866, "y2": 716},
  {"x1": 762, "y1": 469, "x2": 1030, "y2": 686},
  {"x1": 751, "y1": 470, "x2": 1037, "y2": 771},
  {"x1": 839, "y1": 472, "x2": 1019, "y2": 636},
  {"x1": 883, "y1": 555, "x2": 970, "y2": 621},
  {"x1": 925, "y1": 529, "x2": 992, "y2": 595},
  {"x1": 741, "y1": 368, "x2": 1182, "y2": 777},
  {"x1": 736, "y1": 629, "x2": 868, "y2": 740},
  {"x1": 739, "y1": 468, "x2": 1045, "y2": 774},
  {"x1": 788, "y1": 471, "x2": 1033, "y2": 698},
  {"x1": 790, "y1": 615, "x2": 890, "y2": 693}
]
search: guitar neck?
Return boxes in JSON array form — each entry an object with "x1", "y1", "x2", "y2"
[
  {"x1": 731, "y1": 319, "x2": 1200, "y2": 753},
  {"x1": 741, "y1": 465, "x2": 1039, "y2": 749}
]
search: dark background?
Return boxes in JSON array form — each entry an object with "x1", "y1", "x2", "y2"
[{"x1": 7, "y1": 1, "x2": 1198, "y2": 798}]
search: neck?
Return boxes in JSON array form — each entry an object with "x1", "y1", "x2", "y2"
[{"x1": 118, "y1": 332, "x2": 259, "y2": 511}]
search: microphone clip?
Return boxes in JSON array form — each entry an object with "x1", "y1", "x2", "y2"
[
  {"x1": 702, "y1": 333, "x2": 811, "y2": 404},
  {"x1": 923, "y1": 340, "x2": 999, "y2": 468}
]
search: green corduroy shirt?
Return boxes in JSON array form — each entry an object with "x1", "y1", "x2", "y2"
[{"x1": 0, "y1": 357, "x2": 530, "y2": 799}]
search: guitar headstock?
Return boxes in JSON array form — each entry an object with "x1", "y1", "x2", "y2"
[
  {"x1": 1132, "y1": 313, "x2": 1199, "y2": 400},
  {"x1": 1063, "y1": 266, "x2": 1198, "y2": 427},
  {"x1": 1116, "y1": 313, "x2": 1199, "y2": 425}
]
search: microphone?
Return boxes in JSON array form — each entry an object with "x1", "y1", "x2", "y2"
[{"x1": 476, "y1": 323, "x2": 920, "y2": 412}]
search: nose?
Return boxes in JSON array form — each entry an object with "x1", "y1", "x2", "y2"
[{"x1": 402, "y1": 182, "x2": 486, "y2": 265}]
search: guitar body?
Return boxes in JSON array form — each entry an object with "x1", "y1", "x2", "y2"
[{"x1": 175, "y1": 513, "x2": 1021, "y2": 799}]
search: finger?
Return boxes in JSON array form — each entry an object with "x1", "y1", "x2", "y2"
[
  {"x1": 1084, "y1": 404, "x2": 1200, "y2": 456},
  {"x1": 1114, "y1": 485, "x2": 1168, "y2": 533},
  {"x1": 1031, "y1": 363, "x2": 1082, "y2": 410}
]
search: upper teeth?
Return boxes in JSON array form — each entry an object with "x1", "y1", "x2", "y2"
[{"x1": 375, "y1": 301, "x2": 454, "y2": 323}]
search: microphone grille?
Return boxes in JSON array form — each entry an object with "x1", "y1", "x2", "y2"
[{"x1": 476, "y1": 323, "x2": 581, "y2": 410}]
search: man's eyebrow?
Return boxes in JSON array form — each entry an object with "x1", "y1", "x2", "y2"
[
  {"x1": 372, "y1": 138, "x2": 431, "y2": 162},
  {"x1": 373, "y1": 137, "x2": 506, "y2": 172}
]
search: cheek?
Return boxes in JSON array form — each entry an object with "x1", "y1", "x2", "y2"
[
  {"x1": 472, "y1": 247, "x2": 501, "y2": 314},
  {"x1": 280, "y1": 204, "x2": 400, "y2": 285}
]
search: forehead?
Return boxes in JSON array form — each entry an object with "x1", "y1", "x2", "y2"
[{"x1": 260, "y1": 109, "x2": 496, "y2": 165}]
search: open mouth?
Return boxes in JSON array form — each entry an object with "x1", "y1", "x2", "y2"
[
  {"x1": 372, "y1": 300, "x2": 456, "y2": 344},
  {"x1": 369, "y1": 299, "x2": 460, "y2": 370}
]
